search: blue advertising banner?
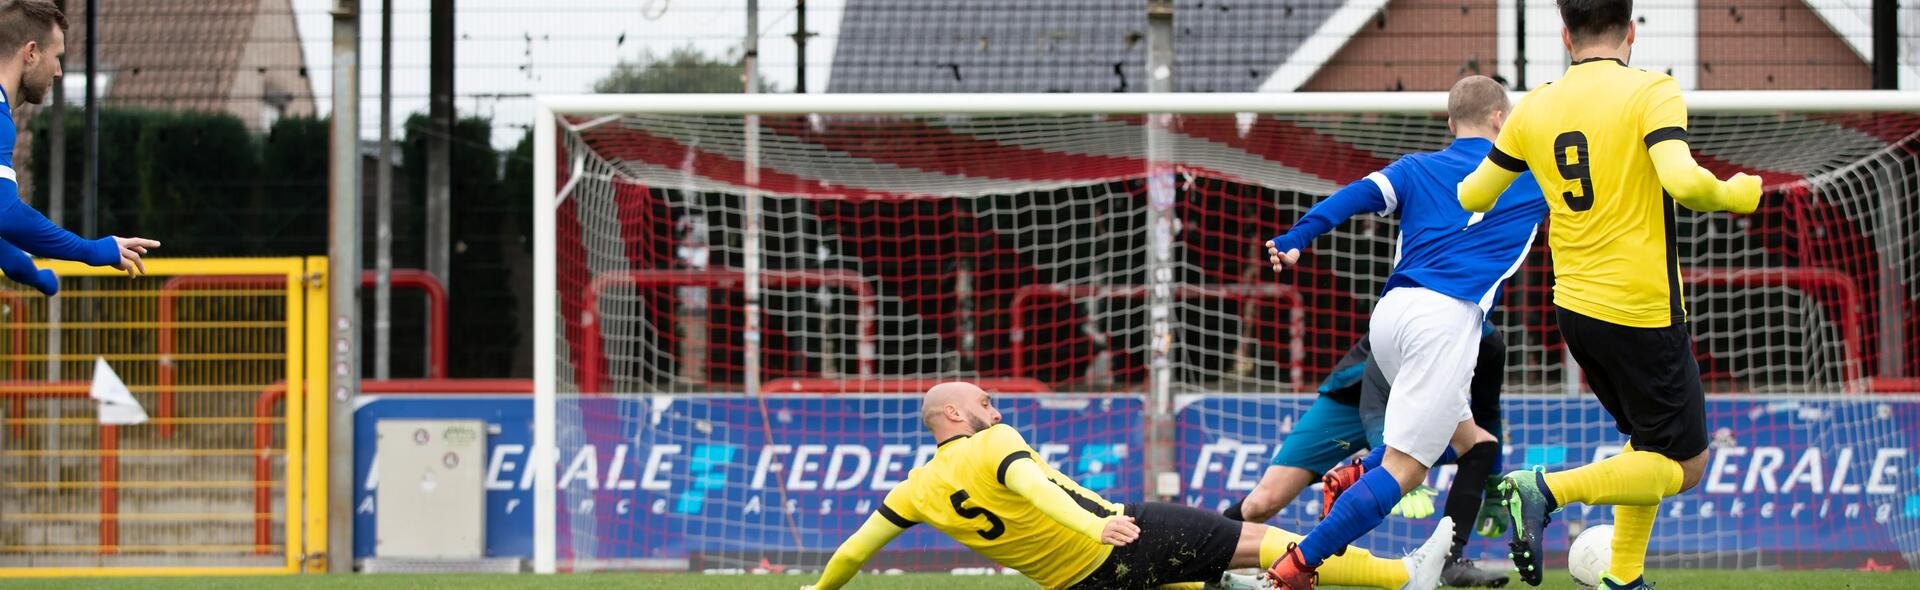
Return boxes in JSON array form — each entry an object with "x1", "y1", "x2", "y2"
[
  {"x1": 353, "y1": 396, "x2": 536, "y2": 558},
  {"x1": 1175, "y1": 395, "x2": 1920, "y2": 565},
  {"x1": 353, "y1": 395, "x2": 1146, "y2": 560},
  {"x1": 355, "y1": 393, "x2": 1918, "y2": 567}
]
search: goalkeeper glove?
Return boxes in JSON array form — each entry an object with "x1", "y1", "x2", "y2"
[
  {"x1": 1391, "y1": 485, "x2": 1438, "y2": 519},
  {"x1": 1475, "y1": 476, "x2": 1513, "y2": 538}
]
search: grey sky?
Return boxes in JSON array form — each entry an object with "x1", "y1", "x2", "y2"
[{"x1": 292, "y1": 0, "x2": 845, "y2": 149}]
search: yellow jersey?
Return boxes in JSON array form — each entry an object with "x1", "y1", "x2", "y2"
[
  {"x1": 877, "y1": 424, "x2": 1122, "y2": 589},
  {"x1": 1488, "y1": 58, "x2": 1693, "y2": 327}
]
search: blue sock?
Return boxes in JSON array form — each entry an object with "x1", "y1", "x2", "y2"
[
  {"x1": 1360, "y1": 446, "x2": 1387, "y2": 471},
  {"x1": 1361, "y1": 445, "x2": 1457, "y2": 471},
  {"x1": 1299, "y1": 467, "x2": 1403, "y2": 565}
]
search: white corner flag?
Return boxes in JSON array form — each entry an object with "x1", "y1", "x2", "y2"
[{"x1": 91, "y1": 357, "x2": 148, "y2": 426}]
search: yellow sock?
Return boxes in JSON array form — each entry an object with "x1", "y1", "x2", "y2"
[
  {"x1": 1259, "y1": 526, "x2": 1406, "y2": 590},
  {"x1": 1318, "y1": 545, "x2": 1410, "y2": 590},
  {"x1": 1541, "y1": 446, "x2": 1682, "y2": 506},
  {"x1": 1609, "y1": 503, "x2": 1657, "y2": 581},
  {"x1": 1258, "y1": 526, "x2": 1303, "y2": 569}
]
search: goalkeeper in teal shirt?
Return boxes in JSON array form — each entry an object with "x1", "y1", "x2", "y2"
[{"x1": 0, "y1": 1, "x2": 158, "y2": 296}]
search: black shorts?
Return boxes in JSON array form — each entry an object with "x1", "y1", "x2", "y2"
[
  {"x1": 1466, "y1": 329, "x2": 1506, "y2": 436},
  {"x1": 1066, "y1": 502, "x2": 1241, "y2": 590},
  {"x1": 1557, "y1": 308, "x2": 1708, "y2": 460}
]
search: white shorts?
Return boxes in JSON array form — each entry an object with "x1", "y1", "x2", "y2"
[{"x1": 1371, "y1": 286, "x2": 1484, "y2": 467}]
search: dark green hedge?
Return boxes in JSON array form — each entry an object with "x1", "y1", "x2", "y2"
[{"x1": 27, "y1": 109, "x2": 534, "y2": 378}]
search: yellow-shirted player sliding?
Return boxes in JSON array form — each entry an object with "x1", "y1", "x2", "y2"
[
  {"x1": 1456, "y1": 0, "x2": 1763, "y2": 588},
  {"x1": 802, "y1": 382, "x2": 1454, "y2": 590}
]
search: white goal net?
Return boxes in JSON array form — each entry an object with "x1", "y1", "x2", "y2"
[{"x1": 532, "y1": 93, "x2": 1920, "y2": 574}]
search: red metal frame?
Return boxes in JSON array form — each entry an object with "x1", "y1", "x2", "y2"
[
  {"x1": 1868, "y1": 377, "x2": 1920, "y2": 393},
  {"x1": 1009, "y1": 283, "x2": 1304, "y2": 389},
  {"x1": 371, "y1": 270, "x2": 451, "y2": 381},
  {"x1": 249, "y1": 378, "x2": 531, "y2": 552},
  {"x1": 579, "y1": 270, "x2": 876, "y2": 393},
  {"x1": 1687, "y1": 267, "x2": 1868, "y2": 392},
  {"x1": 158, "y1": 276, "x2": 281, "y2": 438},
  {"x1": 0, "y1": 381, "x2": 113, "y2": 551},
  {"x1": 762, "y1": 378, "x2": 1051, "y2": 394},
  {"x1": 157, "y1": 270, "x2": 448, "y2": 436},
  {"x1": 250, "y1": 382, "x2": 283, "y2": 554}
]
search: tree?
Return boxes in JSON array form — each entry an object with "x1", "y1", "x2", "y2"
[
  {"x1": 592, "y1": 46, "x2": 776, "y2": 94},
  {"x1": 133, "y1": 111, "x2": 261, "y2": 256},
  {"x1": 258, "y1": 116, "x2": 331, "y2": 255},
  {"x1": 403, "y1": 114, "x2": 524, "y2": 378},
  {"x1": 31, "y1": 108, "x2": 166, "y2": 239}
]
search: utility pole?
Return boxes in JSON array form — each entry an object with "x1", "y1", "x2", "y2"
[
  {"x1": 82, "y1": 0, "x2": 96, "y2": 237},
  {"x1": 427, "y1": 0, "x2": 454, "y2": 290},
  {"x1": 46, "y1": 0, "x2": 65, "y2": 384},
  {"x1": 374, "y1": 0, "x2": 394, "y2": 380},
  {"x1": 744, "y1": 0, "x2": 763, "y2": 394},
  {"x1": 1144, "y1": 0, "x2": 1177, "y2": 501},
  {"x1": 1515, "y1": 0, "x2": 1528, "y2": 90},
  {"x1": 793, "y1": 0, "x2": 810, "y2": 93},
  {"x1": 326, "y1": 0, "x2": 362, "y2": 572},
  {"x1": 1873, "y1": 0, "x2": 1896, "y2": 89}
]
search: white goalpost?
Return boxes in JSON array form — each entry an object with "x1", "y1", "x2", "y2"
[{"x1": 532, "y1": 91, "x2": 1920, "y2": 574}]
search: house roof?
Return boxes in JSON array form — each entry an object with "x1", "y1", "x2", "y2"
[
  {"x1": 68, "y1": 0, "x2": 260, "y2": 112},
  {"x1": 827, "y1": 0, "x2": 1340, "y2": 93}
]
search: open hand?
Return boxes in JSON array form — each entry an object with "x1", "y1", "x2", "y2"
[
  {"x1": 1101, "y1": 515, "x2": 1141, "y2": 546},
  {"x1": 1391, "y1": 485, "x2": 1438, "y2": 518},
  {"x1": 113, "y1": 237, "x2": 160, "y2": 278},
  {"x1": 1266, "y1": 241, "x2": 1301, "y2": 274}
]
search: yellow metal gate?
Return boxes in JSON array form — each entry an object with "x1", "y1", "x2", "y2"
[{"x1": 0, "y1": 257, "x2": 328, "y2": 576}]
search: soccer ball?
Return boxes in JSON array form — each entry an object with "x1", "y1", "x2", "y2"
[{"x1": 1567, "y1": 524, "x2": 1614, "y2": 589}]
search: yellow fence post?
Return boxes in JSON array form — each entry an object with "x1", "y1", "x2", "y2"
[
  {"x1": 304, "y1": 256, "x2": 331, "y2": 573},
  {"x1": 284, "y1": 260, "x2": 308, "y2": 572}
]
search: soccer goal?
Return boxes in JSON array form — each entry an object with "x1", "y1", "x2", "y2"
[{"x1": 531, "y1": 92, "x2": 1920, "y2": 573}]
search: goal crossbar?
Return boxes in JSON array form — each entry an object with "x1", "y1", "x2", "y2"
[{"x1": 536, "y1": 91, "x2": 1920, "y2": 116}]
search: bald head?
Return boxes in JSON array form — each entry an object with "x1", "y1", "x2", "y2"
[
  {"x1": 920, "y1": 382, "x2": 1001, "y2": 441},
  {"x1": 1447, "y1": 75, "x2": 1510, "y2": 139}
]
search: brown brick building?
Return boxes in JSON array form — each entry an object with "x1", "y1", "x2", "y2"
[{"x1": 828, "y1": 0, "x2": 1893, "y2": 93}]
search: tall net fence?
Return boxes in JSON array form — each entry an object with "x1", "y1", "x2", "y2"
[{"x1": 540, "y1": 101, "x2": 1920, "y2": 572}]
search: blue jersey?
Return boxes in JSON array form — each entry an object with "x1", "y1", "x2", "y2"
[
  {"x1": 1269, "y1": 137, "x2": 1548, "y2": 313},
  {"x1": 0, "y1": 87, "x2": 121, "y2": 295}
]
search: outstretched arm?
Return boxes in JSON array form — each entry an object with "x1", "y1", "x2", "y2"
[
  {"x1": 805, "y1": 511, "x2": 911, "y2": 590},
  {"x1": 1002, "y1": 455, "x2": 1137, "y2": 545},
  {"x1": 0, "y1": 238, "x2": 54, "y2": 295},
  {"x1": 1265, "y1": 171, "x2": 1396, "y2": 271},
  {"x1": 0, "y1": 178, "x2": 159, "y2": 277},
  {"x1": 1648, "y1": 139, "x2": 1761, "y2": 213},
  {"x1": 0, "y1": 197, "x2": 119, "y2": 267},
  {"x1": 1636, "y1": 76, "x2": 1760, "y2": 213}
]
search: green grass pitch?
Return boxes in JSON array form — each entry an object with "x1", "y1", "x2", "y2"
[{"x1": 3, "y1": 571, "x2": 1917, "y2": 590}]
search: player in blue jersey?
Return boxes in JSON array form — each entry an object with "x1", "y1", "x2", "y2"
[
  {"x1": 1258, "y1": 76, "x2": 1550, "y2": 590},
  {"x1": 0, "y1": 1, "x2": 158, "y2": 296},
  {"x1": 1224, "y1": 327, "x2": 1513, "y2": 587}
]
